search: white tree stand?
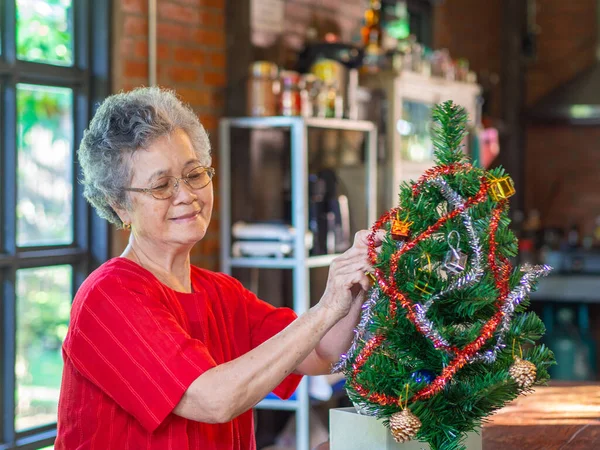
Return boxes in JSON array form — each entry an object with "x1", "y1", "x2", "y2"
[{"x1": 329, "y1": 407, "x2": 482, "y2": 450}]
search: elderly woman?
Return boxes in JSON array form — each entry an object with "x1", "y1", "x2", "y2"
[{"x1": 55, "y1": 87, "x2": 380, "y2": 449}]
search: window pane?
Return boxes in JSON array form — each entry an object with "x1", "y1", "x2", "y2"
[
  {"x1": 17, "y1": 84, "x2": 74, "y2": 247},
  {"x1": 400, "y1": 100, "x2": 434, "y2": 162},
  {"x1": 16, "y1": 0, "x2": 74, "y2": 66},
  {"x1": 15, "y1": 265, "x2": 72, "y2": 432}
]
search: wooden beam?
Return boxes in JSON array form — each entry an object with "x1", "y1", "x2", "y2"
[{"x1": 225, "y1": 0, "x2": 252, "y2": 117}]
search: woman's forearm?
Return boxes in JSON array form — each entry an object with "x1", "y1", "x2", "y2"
[
  {"x1": 314, "y1": 289, "x2": 364, "y2": 363},
  {"x1": 292, "y1": 290, "x2": 365, "y2": 377},
  {"x1": 174, "y1": 302, "x2": 339, "y2": 423}
]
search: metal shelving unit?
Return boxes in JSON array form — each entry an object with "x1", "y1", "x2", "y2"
[
  {"x1": 228, "y1": 253, "x2": 342, "y2": 269},
  {"x1": 219, "y1": 116, "x2": 377, "y2": 450}
]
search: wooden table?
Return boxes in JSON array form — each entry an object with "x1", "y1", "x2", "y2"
[
  {"x1": 316, "y1": 384, "x2": 600, "y2": 450},
  {"x1": 484, "y1": 383, "x2": 600, "y2": 449}
]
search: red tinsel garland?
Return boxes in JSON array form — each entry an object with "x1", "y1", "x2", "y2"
[
  {"x1": 367, "y1": 177, "x2": 488, "y2": 351},
  {"x1": 411, "y1": 201, "x2": 511, "y2": 402},
  {"x1": 354, "y1": 166, "x2": 513, "y2": 405},
  {"x1": 412, "y1": 163, "x2": 474, "y2": 197}
]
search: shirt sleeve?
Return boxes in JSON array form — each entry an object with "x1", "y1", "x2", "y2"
[
  {"x1": 242, "y1": 287, "x2": 303, "y2": 400},
  {"x1": 63, "y1": 270, "x2": 216, "y2": 432}
]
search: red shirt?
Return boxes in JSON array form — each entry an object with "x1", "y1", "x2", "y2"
[{"x1": 56, "y1": 258, "x2": 301, "y2": 449}]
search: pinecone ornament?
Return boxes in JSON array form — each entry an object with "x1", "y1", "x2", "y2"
[
  {"x1": 389, "y1": 409, "x2": 422, "y2": 443},
  {"x1": 509, "y1": 357, "x2": 537, "y2": 388}
]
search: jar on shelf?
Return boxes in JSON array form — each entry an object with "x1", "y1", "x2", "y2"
[
  {"x1": 411, "y1": 42, "x2": 423, "y2": 73},
  {"x1": 445, "y1": 61, "x2": 456, "y2": 82},
  {"x1": 315, "y1": 81, "x2": 341, "y2": 118},
  {"x1": 420, "y1": 49, "x2": 432, "y2": 77},
  {"x1": 310, "y1": 59, "x2": 346, "y2": 118},
  {"x1": 331, "y1": 82, "x2": 344, "y2": 118},
  {"x1": 299, "y1": 74, "x2": 317, "y2": 117},
  {"x1": 431, "y1": 49, "x2": 451, "y2": 78},
  {"x1": 279, "y1": 70, "x2": 301, "y2": 116},
  {"x1": 247, "y1": 61, "x2": 278, "y2": 117},
  {"x1": 466, "y1": 71, "x2": 478, "y2": 84},
  {"x1": 315, "y1": 80, "x2": 328, "y2": 118},
  {"x1": 456, "y1": 58, "x2": 470, "y2": 82}
]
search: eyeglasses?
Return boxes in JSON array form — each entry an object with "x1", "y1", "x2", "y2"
[{"x1": 123, "y1": 166, "x2": 215, "y2": 200}]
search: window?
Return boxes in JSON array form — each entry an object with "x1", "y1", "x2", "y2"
[{"x1": 0, "y1": 1, "x2": 110, "y2": 448}]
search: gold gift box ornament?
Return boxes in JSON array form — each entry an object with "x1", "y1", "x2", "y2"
[
  {"x1": 488, "y1": 175, "x2": 516, "y2": 202},
  {"x1": 414, "y1": 278, "x2": 436, "y2": 296},
  {"x1": 391, "y1": 212, "x2": 413, "y2": 241},
  {"x1": 413, "y1": 254, "x2": 437, "y2": 297}
]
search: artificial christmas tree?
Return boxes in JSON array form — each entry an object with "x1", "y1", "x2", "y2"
[{"x1": 333, "y1": 101, "x2": 554, "y2": 450}]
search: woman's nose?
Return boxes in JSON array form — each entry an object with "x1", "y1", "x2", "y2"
[{"x1": 172, "y1": 178, "x2": 197, "y2": 203}]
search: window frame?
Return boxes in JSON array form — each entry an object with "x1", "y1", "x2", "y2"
[{"x1": 0, "y1": 0, "x2": 111, "y2": 448}]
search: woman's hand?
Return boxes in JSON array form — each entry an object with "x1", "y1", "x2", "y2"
[{"x1": 319, "y1": 230, "x2": 384, "y2": 319}]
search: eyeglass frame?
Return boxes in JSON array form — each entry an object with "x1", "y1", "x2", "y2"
[{"x1": 122, "y1": 166, "x2": 215, "y2": 200}]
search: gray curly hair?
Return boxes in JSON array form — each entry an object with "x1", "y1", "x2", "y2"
[{"x1": 78, "y1": 87, "x2": 211, "y2": 227}]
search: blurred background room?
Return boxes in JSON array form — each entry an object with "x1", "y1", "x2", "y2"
[{"x1": 1, "y1": 0, "x2": 600, "y2": 448}]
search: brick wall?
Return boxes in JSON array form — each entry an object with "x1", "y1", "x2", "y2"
[
  {"x1": 432, "y1": 0, "x2": 600, "y2": 231},
  {"x1": 433, "y1": 0, "x2": 503, "y2": 118},
  {"x1": 433, "y1": 0, "x2": 597, "y2": 113},
  {"x1": 281, "y1": 0, "x2": 364, "y2": 49},
  {"x1": 111, "y1": 0, "x2": 226, "y2": 270},
  {"x1": 525, "y1": 0, "x2": 599, "y2": 233},
  {"x1": 526, "y1": 126, "x2": 600, "y2": 233},
  {"x1": 526, "y1": 0, "x2": 597, "y2": 106},
  {"x1": 252, "y1": 0, "x2": 365, "y2": 68}
]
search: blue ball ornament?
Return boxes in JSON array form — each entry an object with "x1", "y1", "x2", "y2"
[{"x1": 410, "y1": 369, "x2": 436, "y2": 384}]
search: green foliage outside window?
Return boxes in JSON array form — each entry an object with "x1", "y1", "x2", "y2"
[
  {"x1": 17, "y1": 0, "x2": 73, "y2": 66},
  {"x1": 13, "y1": 0, "x2": 75, "y2": 432}
]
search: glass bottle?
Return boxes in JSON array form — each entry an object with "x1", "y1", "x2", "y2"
[
  {"x1": 386, "y1": 1, "x2": 410, "y2": 41},
  {"x1": 247, "y1": 61, "x2": 278, "y2": 117},
  {"x1": 279, "y1": 71, "x2": 301, "y2": 116},
  {"x1": 315, "y1": 80, "x2": 328, "y2": 118},
  {"x1": 361, "y1": 0, "x2": 382, "y2": 72},
  {"x1": 299, "y1": 74, "x2": 317, "y2": 118}
]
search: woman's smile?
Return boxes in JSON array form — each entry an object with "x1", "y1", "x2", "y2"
[{"x1": 169, "y1": 209, "x2": 201, "y2": 223}]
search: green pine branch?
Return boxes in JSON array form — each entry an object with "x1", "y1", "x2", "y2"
[{"x1": 432, "y1": 100, "x2": 469, "y2": 165}]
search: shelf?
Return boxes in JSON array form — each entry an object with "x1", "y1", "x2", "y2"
[
  {"x1": 221, "y1": 116, "x2": 376, "y2": 133},
  {"x1": 220, "y1": 114, "x2": 377, "y2": 450},
  {"x1": 398, "y1": 70, "x2": 482, "y2": 94},
  {"x1": 531, "y1": 275, "x2": 600, "y2": 303},
  {"x1": 228, "y1": 253, "x2": 342, "y2": 269},
  {"x1": 305, "y1": 117, "x2": 375, "y2": 132},
  {"x1": 254, "y1": 399, "x2": 299, "y2": 411},
  {"x1": 306, "y1": 253, "x2": 340, "y2": 268},
  {"x1": 229, "y1": 257, "x2": 296, "y2": 269}
]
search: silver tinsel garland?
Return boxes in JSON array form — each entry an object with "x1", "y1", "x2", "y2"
[
  {"x1": 332, "y1": 288, "x2": 380, "y2": 373},
  {"x1": 334, "y1": 178, "x2": 484, "y2": 371},
  {"x1": 409, "y1": 177, "x2": 484, "y2": 350},
  {"x1": 471, "y1": 264, "x2": 551, "y2": 363}
]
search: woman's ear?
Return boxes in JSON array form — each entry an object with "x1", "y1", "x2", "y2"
[{"x1": 111, "y1": 203, "x2": 132, "y2": 227}]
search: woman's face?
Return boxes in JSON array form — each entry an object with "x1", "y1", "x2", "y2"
[{"x1": 118, "y1": 128, "x2": 213, "y2": 248}]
